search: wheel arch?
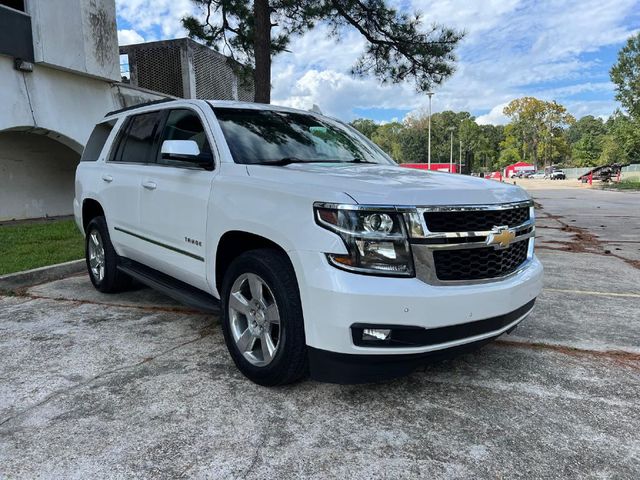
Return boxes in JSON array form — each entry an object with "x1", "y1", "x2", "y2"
[
  {"x1": 82, "y1": 198, "x2": 105, "y2": 233},
  {"x1": 215, "y1": 230, "x2": 294, "y2": 293}
]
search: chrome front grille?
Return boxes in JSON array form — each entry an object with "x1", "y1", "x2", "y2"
[
  {"x1": 410, "y1": 201, "x2": 535, "y2": 285},
  {"x1": 423, "y1": 206, "x2": 530, "y2": 232}
]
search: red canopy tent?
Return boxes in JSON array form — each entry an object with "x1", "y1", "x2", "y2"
[{"x1": 504, "y1": 162, "x2": 534, "y2": 178}]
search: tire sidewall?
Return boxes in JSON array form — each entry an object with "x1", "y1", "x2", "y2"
[
  {"x1": 221, "y1": 251, "x2": 305, "y2": 383},
  {"x1": 85, "y1": 217, "x2": 119, "y2": 292}
]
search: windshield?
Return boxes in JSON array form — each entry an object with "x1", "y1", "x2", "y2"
[{"x1": 211, "y1": 107, "x2": 394, "y2": 166}]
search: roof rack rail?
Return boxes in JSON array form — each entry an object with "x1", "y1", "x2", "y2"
[{"x1": 105, "y1": 98, "x2": 175, "y2": 117}]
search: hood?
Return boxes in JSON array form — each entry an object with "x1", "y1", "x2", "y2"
[{"x1": 246, "y1": 163, "x2": 530, "y2": 206}]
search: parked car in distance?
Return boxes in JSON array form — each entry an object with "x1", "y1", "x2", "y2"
[
  {"x1": 74, "y1": 99, "x2": 543, "y2": 386},
  {"x1": 549, "y1": 170, "x2": 566, "y2": 180},
  {"x1": 527, "y1": 171, "x2": 546, "y2": 179}
]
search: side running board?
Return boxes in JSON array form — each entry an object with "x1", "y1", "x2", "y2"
[{"x1": 118, "y1": 258, "x2": 221, "y2": 314}]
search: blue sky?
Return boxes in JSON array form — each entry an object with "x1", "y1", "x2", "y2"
[{"x1": 115, "y1": 0, "x2": 640, "y2": 124}]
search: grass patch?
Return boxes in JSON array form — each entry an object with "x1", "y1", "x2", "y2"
[
  {"x1": 605, "y1": 178, "x2": 640, "y2": 191},
  {"x1": 0, "y1": 219, "x2": 84, "y2": 275}
]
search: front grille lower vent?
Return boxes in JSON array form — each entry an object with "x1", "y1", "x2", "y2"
[
  {"x1": 424, "y1": 207, "x2": 530, "y2": 232},
  {"x1": 433, "y1": 240, "x2": 529, "y2": 281}
]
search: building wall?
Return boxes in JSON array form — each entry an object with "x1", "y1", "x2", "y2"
[
  {"x1": 29, "y1": 0, "x2": 120, "y2": 81},
  {"x1": 0, "y1": 132, "x2": 80, "y2": 219}
]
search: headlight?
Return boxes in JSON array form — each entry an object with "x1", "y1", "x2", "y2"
[{"x1": 314, "y1": 204, "x2": 414, "y2": 277}]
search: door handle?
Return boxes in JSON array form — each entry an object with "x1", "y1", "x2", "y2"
[
  {"x1": 142, "y1": 181, "x2": 157, "y2": 190},
  {"x1": 101, "y1": 174, "x2": 113, "y2": 183}
]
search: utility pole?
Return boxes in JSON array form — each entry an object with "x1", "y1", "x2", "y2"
[
  {"x1": 459, "y1": 139, "x2": 462, "y2": 174},
  {"x1": 427, "y1": 92, "x2": 434, "y2": 170}
]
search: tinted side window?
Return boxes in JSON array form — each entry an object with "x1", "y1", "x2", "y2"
[
  {"x1": 158, "y1": 109, "x2": 212, "y2": 166},
  {"x1": 114, "y1": 111, "x2": 163, "y2": 164},
  {"x1": 81, "y1": 119, "x2": 116, "y2": 162}
]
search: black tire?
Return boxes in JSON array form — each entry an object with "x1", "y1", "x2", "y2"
[
  {"x1": 85, "y1": 216, "x2": 132, "y2": 293},
  {"x1": 221, "y1": 249, "x2": 308, "y2": 386}
]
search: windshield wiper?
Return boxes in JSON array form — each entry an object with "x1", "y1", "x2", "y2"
[
  {"x1": 252, "y1": 157, "x2": 378, "y2": 166},
  {"x1": 342, "y1": 158, "x2": 377, "y2": 164},
  {"x1": 253, "y1": 157, "x2": 337, "y2": 166}
]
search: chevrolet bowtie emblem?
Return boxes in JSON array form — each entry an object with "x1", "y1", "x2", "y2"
[{"x1": 487, "y1": 226, "x2": 516, "y2": 249}]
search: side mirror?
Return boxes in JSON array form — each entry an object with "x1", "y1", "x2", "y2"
[{"x1": 161, "y1": 140, "x2": 213, "y2": 169}]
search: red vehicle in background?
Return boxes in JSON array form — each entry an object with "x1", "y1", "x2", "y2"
[
  {"x1": 484, "y1": 171, "x2": 503, "y2": 181},
  {"x1": 401, "y1": 163, "x2": 458, "y2": 173}
]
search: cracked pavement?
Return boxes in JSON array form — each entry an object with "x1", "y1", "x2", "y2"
[{"x1": 1, "y1": 188, "x2": 639, "y2": 479}]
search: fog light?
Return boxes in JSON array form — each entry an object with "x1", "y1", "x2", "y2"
[{"x1": 362, "y1": 328, "x2": 392, "y2": 341}]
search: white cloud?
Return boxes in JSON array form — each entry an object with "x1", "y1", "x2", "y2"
[
  {"x1": 117, "y1": 29, "x2": 145, "y2": 46},
  {"x1": 476, "y1": 103, "x2": 509, "y2": 125},
  {"x1": 116, "y1": 0, "x2": 199, "y2": 41}
]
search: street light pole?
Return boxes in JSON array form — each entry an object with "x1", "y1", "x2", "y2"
[{"x1": 427, "y1": 92, "x2": 434, "y2": 170}]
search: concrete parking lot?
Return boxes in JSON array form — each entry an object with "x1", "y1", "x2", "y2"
[{"x1": 1, "y1": 187, "x2": 639, "y2": 479}]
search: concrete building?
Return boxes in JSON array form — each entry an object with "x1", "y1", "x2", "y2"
[
  {"x1": 0, "y1": 0, "x2": 168, "y2": 221},
  {"x1": 121, "y1": 38, "x2": 255, "y2": 101}
]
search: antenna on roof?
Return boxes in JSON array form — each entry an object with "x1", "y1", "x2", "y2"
[{"x1": 309, "y1": 104, "x2": 323, "y2": 115}]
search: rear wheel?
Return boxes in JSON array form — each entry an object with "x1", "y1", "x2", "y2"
[
  {"x1": 221, "y1": 249, "x2": 308, "y2": 386},
  {"x1": 85, "y1": 216, "x2": 131, "y2": 293}
]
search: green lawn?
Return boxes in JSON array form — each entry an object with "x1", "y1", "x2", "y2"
[
  {"x1": 0, "y1": 219, "x2": 84, "y2": 275},
  {"x1": 606, "y1": 178, "x2": 640, "y2": 191}
]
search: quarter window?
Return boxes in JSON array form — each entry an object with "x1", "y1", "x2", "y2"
[{"x1": 81, "y1": 119, "x2": 116, "y2": 162}]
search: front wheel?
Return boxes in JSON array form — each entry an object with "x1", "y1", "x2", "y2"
[{"x1": 221, "y1": 249, "x2": 308, "y2": 386}]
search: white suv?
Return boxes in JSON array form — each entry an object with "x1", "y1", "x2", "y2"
[{"x1": 74, "y1": 99, "x2": 543, "y2": 385}]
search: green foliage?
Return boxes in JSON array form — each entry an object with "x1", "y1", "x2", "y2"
[
  {"x1": 572, "y1": 134, "x2": 604, "y2": 167},
  {"x1": 183, "y1": 0, "x2": 463, "y2": 102},
  {"x1": 0, "y1": 220, "x2": 83, "y2": 275},
  {"x1": 503, "y1": 97, "x2": 575, "y2": 167},
  {"x1": 350, "y1": 118, "x2": 380, "y2": 139},
  {"x1": 602, "y1": 112, "x2": 640, "y2": 164},
  {"x1": 610, "y1": 33, "x2": 640, "y2": 120},
  {"x1": 497, "y1": 148, "x2": 521, "y2": 168},
  {"x1": 606, "y1": 177, "x2": 640, "y2": 190},
  {"x1": 371, "y1": 122, "x2": 405, "y2": 161}
]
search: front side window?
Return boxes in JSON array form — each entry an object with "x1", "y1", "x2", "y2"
[
  {"x1": 112, "y1": 111, "x2": 163, "y2": 163},
  {"x1": 158, "y1": 109, "x2": 212, "y2": 167},
  {"x1": 212, "y1": 107, "x2": 394, "y2": 166}
]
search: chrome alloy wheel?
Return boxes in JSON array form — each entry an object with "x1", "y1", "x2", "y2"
[
  {"x1": 88, "y1": 229, "x2": 106, "y2": 283},
  {"x1": 228, "y1": 273, "x2": 281, "y2": 366}
]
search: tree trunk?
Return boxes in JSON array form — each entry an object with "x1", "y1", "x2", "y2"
[{"x1": 253, "y1": 0, "x2": 271, "y2": 103}]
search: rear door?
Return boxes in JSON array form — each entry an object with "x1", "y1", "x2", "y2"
[
  {"x1": 136, "y1": 107, "x2": 216, "y2": 291},
  {"x1": 101, "y1": 110, "x2": 164, "y2": 260}
]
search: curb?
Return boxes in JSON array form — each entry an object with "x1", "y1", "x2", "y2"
[{"x1": 0, "y1": 259, "x2": 85, "y2": 293}]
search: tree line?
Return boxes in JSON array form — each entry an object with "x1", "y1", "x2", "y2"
[{"x1": 351, "y1": 33, "x2": 640, "y2": 172}]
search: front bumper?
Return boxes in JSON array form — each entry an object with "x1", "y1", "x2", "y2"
[
  {"x1": 290, "y1": 250, "x2": 543, "y2": 376},
  {"x1": 308, "y1": 300, "x2": 534, "y2": 384}
]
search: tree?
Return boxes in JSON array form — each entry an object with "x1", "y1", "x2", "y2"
[
  {"x1": 350, "y1": 118, "x2": 380, "y2": 139},
  {"x1": 602, "y1": 111, "x2": 640, "y2": 164},
  {"x1": 503, "y1": 97, "x2": 574, "y2": 168},
  {"x1": 497, "y1": 148, "x2": 521, "y2": 168},
  {"x1": 183, "y1": 0, "x2": 463, "y2": 103},
  {"x1": 610, "y1": 33, "x2": 640, "y2": 119},
  {"x1": 568, "y1": 116, "x2": 607, "y2": 167},
  {"x1": 371, "y1": 122, "x2": 404, "y2": 161}
]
